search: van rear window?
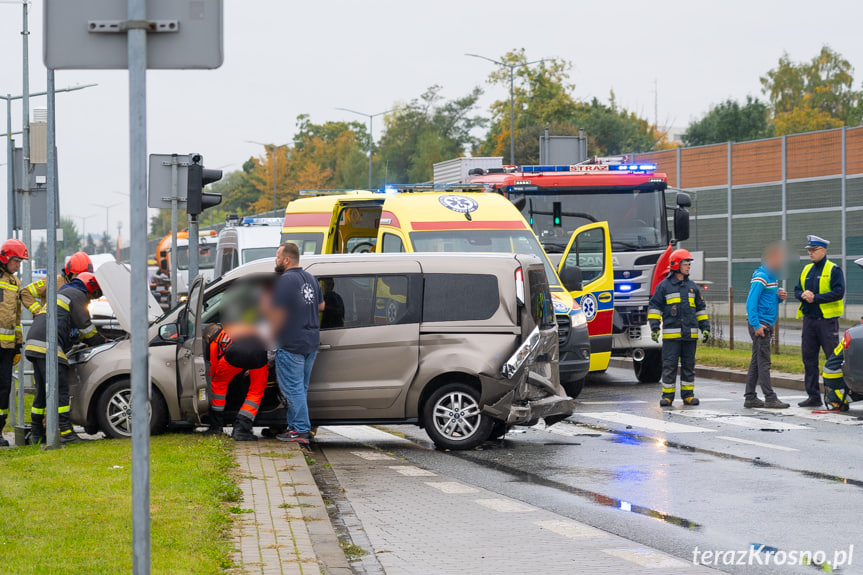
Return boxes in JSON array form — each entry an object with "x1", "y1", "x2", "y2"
[{"x1": 422, "y1": 274, "x2": 499, "y2": 323}]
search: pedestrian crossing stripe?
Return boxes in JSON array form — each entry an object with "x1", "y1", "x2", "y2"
[
  {"x1": 576, "y1": 412, "x2": 710, "y2": 433},
  {"x1": 672, "y1": 409, "x2": 811, "y2": 431}
]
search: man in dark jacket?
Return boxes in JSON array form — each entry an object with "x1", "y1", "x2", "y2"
[
  {"x1": 648, "y1": 249, "x2": 711, "y2": 407},
  {"x1": 25, "y1": 272, "x2": 107, "y2": 443}
]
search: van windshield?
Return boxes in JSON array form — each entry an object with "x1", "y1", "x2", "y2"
[
  {"x1": 242, "y1": 247, "x2": 277, "y2": 264},
  {"x1": 280, "y1": 233, "x2": 324, "y2": 255},
  {"x1": 176, "y1": 245, "x2": 216, "y2": 270},
  {"x1": 409, "y1": 230, "x2": 561, "y2": 288}
]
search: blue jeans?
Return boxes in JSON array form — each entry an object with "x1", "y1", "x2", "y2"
[{"x1": 276, "y1": 349, "x2": 317, "y2": 433}]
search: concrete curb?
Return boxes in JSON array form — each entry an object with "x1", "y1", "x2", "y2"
[{"x1": 608, "y1": 358, "x2": 806, "y2": 392}]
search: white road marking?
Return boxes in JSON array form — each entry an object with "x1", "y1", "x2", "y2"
[
  {"x1": 388, "y1": 465, "x2": 436, "y2": 477},
  {"x1": 603, "y1": 547, "x2": 689, "y2": 569},
  {"x1": 696, "y1": 397, "x2": 733, "y2": 402},
  {"x1": 535, "y1": 519, "x2": 611, "y2": 539},
  {"x1": 475, "y1": 498, "x2": 537, "y2": 513},
  {"x1": 674, "y1": 409, "x2": 810, "y2": 430},
  {"x1": 425, "y1": 481, "x2": 478, "y2": 494},
  {"x1": 349, "y1": 451, "x2": 395, "y2": 461},
  {"x1": 545, "y1": 422, "x2": 612, "y2": 438},
  {"x1": 580, "y1": 400, "x2": 648, "y2": 405},
  {"x1": 323, "y1": 424, "x2": 412, "y2": 444},
  {"x1": 576, "y1": 412, "x2": 712, "y2": 433},
  {"x1": 717, "y1": 435, "x2": 799, "y2": 452},
  {"x1": 752, "y1": 406, "x2": 863, "y2": 425}
]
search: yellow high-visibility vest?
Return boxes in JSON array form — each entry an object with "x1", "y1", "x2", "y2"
[{"x1": 797, "y1": 260, "x2": 844, "y2": 319}]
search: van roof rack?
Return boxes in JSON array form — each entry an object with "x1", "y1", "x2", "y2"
[{"x1": 298, "y1": 189, "x2": 373, "y2": 197}]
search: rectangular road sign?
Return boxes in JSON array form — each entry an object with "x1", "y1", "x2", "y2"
[
  {"x1": 148, "y1": 154, "x2": 190, "y2": 209},
  {"x1": 44, "y1": 0, "x2": 223, "y2": 70}
]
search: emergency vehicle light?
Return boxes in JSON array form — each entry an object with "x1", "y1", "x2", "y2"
[
  {"x1": 521, "y1": 165, "x2": 571, "y2": 173},
  {"x1": 607, "y1": 164, "x2": 656, "y2": 172},
  {"x1": 616, "y1": 283, "x2": 634, "y2": 293}
]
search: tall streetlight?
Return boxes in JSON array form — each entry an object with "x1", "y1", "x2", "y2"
[
  {"x1": 72, "y1": 213, "x2": 97, "y2": 241},
  {"x1": 246, "y1": 140, "x2": 288, "y2": 213},
  {"x1": 465, "y1": 53, "x2": 545, "y2": 165},
  {"x1": 335, "y1": 107, "x2": 394, "y2": 189},
  {"x1": 93, "y1": 202, "x2": 120, "y2": 250}
]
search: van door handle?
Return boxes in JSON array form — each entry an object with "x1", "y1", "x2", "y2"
[{"x1": 318, "y1": 344, "x2": 331, "y2": 350}]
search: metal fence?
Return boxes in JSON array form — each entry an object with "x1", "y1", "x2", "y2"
[{"x1": 635, "y1": 126, "x2": 863, "y2": 318}]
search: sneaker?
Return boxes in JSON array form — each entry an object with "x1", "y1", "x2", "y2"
[
  {"x1": 682, "y1": 397, "x2": 700, "y2": 406},
  {"x1": 744, "y1": 397, "x2": 765, "y2": 408},
  {"x1": 276, "y1": 430, "x2": 310, "y2": 445},
  {"x1": 261, "y1": 426, "x2": 288, "y2": 438},
  {"x1": 659, "y1": 397, "x2": 673, "y2": 407},
  {"x1": 763, "y1": 398, "x2": 790, "y2": 409},
  {"x1": 798, "y1": 397, "x2": 823, "y2": 408}
]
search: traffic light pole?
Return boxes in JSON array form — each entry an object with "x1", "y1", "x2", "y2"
[
  {"x1": 188, "y1": 213, "x2": 198, "y2": 283},
  {"x1": 170, "y1": 155, "x2": 179, "y2": 307}
]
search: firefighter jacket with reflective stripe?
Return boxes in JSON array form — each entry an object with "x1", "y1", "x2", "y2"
[
  {"x1": 0, "y1": 268, "x2": 22, "y2": 349},
  {"x1": 24, "y1": 280, "x2": 106, "y2": 364},
  {"x1": 648, "y1": 273, "x2": 710, "y2": 340},
  {"x1": 794, "y1": 258, "x2": 845, "y2": 319},
  {"x1": 19, "y1": 274, "x2": 69, "y2": 315}
]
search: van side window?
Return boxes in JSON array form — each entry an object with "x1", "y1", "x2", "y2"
[
  {"x1": 423, "y1": 274, "x2": 498, "y2": 323},
  {"x1": 320, "y1": 275, "x2": 414, "y2": 329},
  {"x1": 381, "y1": 233, "x2": 405, "y2": 253}
]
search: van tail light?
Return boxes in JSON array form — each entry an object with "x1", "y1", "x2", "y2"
[
  {"x1": 515, "y1": 268, "x2": 525, "y2": 305},
  {"x1": 844, "y1": 330, "x2": 852, "y2": 350}
]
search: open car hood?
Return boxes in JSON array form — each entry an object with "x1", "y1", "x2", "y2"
[{"x1": 95, "y1": 262, "x2": 164, "y2": 333}]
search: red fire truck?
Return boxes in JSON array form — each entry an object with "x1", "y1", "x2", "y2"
[{"x1": 469, "y1": 158, "x2": 692, "y2": 383}]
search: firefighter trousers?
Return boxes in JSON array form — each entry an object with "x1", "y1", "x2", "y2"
[
  {"x1": 210, "y1": 359, "x2": 268, "y2": 422},
  {"x1": 661, "y1": 339, "x2": 697, "y2": 399},
  {"x1": 0, "y1": 347, "x2": 15, "y2": 423},
  {"x1": 29, "y1": 356, "x2": 71, "y2": 417}
]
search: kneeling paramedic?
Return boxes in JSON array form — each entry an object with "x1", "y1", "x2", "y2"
[
  {"x1": 648, "y1": 249, "x2": 711, "y2": 407},
  {"x1": 203, "y1": 323, "x2": 269, "y2": 441},
  {"x1": 25, "y1": 272, "x2": 107, "y2": 444}
]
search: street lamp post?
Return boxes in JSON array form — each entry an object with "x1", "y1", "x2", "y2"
[
  {"x1": 93, "y1": 202, "x2": 120, "y2": 251},
  {"x1": 465, "y1": 53, "x2": 545, "y2": 165},
  {"x1": 335, "y1": 107, "x2": 394, "y2": 189},
  {"x1": 73, "y1": 214, "x2": 97, "y2": 241},
  {"x1": 246, "y1": 140, "x2": 288, "y2": 212}
]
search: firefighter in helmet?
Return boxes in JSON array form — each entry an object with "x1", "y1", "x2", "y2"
[
  {"x1": 0, "y1": 239, "x2": 27, "y2": 446},
  {"x1": 19, "y1": 251, "x2": 93, "y2": 316},
  {"x1": 648, "y1": 249, "x2": 711, "y2": 407},
  {"x1": 25, "y1": 272, "x2": 107, "y2": 443}
]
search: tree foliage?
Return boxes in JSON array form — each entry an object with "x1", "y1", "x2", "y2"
[{"x1": 682, "y1": 96, "x2": 773, "y2": 146}]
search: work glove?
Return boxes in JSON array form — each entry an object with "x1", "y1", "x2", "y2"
[
  {"x1": 702, "y1": 330, "x2": 710, "y2": 344},
  {"x1": 651, "y1": 330, "x2": 660, "y2": 343},
  {"x1": 13, "y1": 353, "x2": 20, "y2": 366}
]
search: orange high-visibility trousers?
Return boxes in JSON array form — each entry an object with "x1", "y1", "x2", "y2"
[{"x1": 209, "y1": 346, "x2": 268, "y2": 421}]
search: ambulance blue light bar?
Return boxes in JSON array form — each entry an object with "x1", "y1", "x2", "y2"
[{"x1": 607, "y1": 164, "x2": 657, "y2": 172}]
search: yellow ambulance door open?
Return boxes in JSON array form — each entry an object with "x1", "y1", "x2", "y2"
[
  {"x1": 324, "y1": 199, "x2": 386, "y2": 254},
  {"x1": 558, "y1": 222, "x2": 614, "y2": 371}
]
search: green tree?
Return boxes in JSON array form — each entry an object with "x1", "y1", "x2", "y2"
[
  {"x1": 59, "y1": 217, "x2": 81, "y2": 262},
  {"x1": 682, "y1": 96, "x2": 773, "y2": 146},
  {"x1": 760, "y1": 45, "x2": 863, "y2": 135},
  {"x1": 376, "y1": 85, "x2": 485, "y2": 184}
]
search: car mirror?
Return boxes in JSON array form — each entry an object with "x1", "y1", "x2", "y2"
[
  {"x1": 560, "y1": 264, "x2": 583, "y2": 292},
  {"x1": 674, "y1": 208, "x2": 690, "y2": 242},
  {"x1": 158, "y1": 323, "x2": 179, "y2": 341},
  {"x1": 676, "y1": 192, "x2": 692, "y2": 207}
]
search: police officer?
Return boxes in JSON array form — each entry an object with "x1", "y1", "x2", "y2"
[
  {"x1": 648, "y1": 249, "x2": 711, "y2": 407},
  {"x1": 19, "y1": 251, "x2": 93, "y2": 316},
  {"x1": 25, "y1": 272, "x2": 106, "y2": 443},
  {"x1": 794, "y1": 235, "x2": 845, "y2": 407},
  {"x1": 0, "y1": 239, "x2": 27, "y2": 446}
]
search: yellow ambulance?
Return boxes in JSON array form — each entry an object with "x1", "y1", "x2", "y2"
[{"x1": 280, "y1": 188, "x2": 612, "y2": 397}]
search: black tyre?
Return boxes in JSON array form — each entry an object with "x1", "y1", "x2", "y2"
[
  {"x1": 96, "y1": 378, "x2": 169, "y2": 439},
  {"x1": 490, "y1": 420, "x2": 509, "y2": 440},
  {"x1": 562, "y1": 377, "x2": 586, "y2": 398},
  {"x1": 423, "y1": 382, "x2": 494, "y2": 450},
  {"x1": 634, "y1": 350, "x2": 663, "y2": 383}
]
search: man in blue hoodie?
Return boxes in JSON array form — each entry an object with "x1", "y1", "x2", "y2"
[{"x1": 744, "y1": 242, "x2": 790, "y2": 409}]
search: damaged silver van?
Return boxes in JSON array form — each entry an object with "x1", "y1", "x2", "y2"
[{"x1": 69, "y1": 253, "x2": 573, "y2": 450}]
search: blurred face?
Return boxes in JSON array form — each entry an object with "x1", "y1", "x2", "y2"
[
  {"x1": 5, "y1": 257, "x2": 22, "y2": 274},
  {"x1": 764, "y1": 245, "x2": 787, "y2": 271},
  {"x1": 807, "y1": 246, "x2": 826, "y2": 262},
  {"x1": 679, "y1": 261, "x2": 691, "y2": 276}
]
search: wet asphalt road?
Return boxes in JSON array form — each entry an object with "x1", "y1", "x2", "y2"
[{"x1": 317, "y1": 368, "x2": 863, "y2": 574}]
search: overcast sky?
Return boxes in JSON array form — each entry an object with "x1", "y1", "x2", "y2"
[{"x1": 0, "y1": 0, "x2": 861, "y2": 242}]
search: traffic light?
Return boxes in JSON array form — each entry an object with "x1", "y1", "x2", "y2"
[
  {"x1": 553, "y1": 201, "x2": 562, "y2": 227},
  {"x1": 187, "y1": 154, "x2": 223, "y2": 215}
]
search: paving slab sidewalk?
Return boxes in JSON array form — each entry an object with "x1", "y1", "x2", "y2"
[{"x1": 231, "y1": 441, "x2": 350, "y2": 575}]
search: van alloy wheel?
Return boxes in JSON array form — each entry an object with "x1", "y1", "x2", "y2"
[
  {"x1": 105, "y1": 387, "x2": 150, "y2": 437},
  {"x1": 432, "y1": 391, "x2": 482, "y2": 441},
  {"x1": 96, "y1": 378, "x2": 169, "y2": 439}
]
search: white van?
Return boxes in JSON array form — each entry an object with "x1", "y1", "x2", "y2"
[{"x1": 214, "y1": 216, "x2": 282, "y2": 277}]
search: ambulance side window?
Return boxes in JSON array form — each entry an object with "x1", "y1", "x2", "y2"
[
  {"x1": 381, "y1": 233, "x2": 405, "y2": 253},
  {"x1": 563, "y1": 228, "x2": 605, "y2": 284}
]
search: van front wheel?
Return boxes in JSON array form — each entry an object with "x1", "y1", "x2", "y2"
[{"x1": 423, "y1": 382, "x2": 493, "y2": 450}]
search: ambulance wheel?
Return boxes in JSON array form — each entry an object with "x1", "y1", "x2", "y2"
[
  {"x1": 96, "y1": 378, "x2": 169, "y2": 439},
  {"x1": 634, "y1": 350, "x2": 663, "y2": 383},
  {"x1": 423, "y1": 382, "x2": 493, "y2": 450}
]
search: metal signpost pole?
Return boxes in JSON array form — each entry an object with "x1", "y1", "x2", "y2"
[
  {"x1": 170, "y1": 154, "x2": 178, "y2": 307},
  {"x1": 21, "y1": 1, "x2": 31, "y2": 288},
  {"x1": 5, "y1": 96, "x2": 11, "y2": 238},
  {"x1": 127, "y1": 0, "x2": 151, "y2": 571},
  {"x1": 45, "y1": 69, "x2": 59, "y2": 449}
]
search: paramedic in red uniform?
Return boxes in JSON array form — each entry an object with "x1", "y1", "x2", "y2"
[{"x1": 203, "y1": 323, "x2": 269, "y2": 441}]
